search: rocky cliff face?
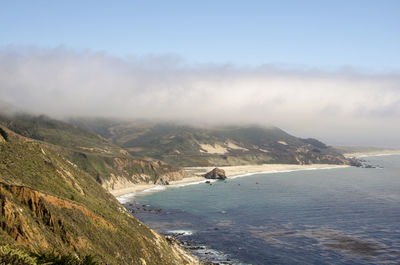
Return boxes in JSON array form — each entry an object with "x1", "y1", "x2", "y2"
[
  {"x1": 98, "y1": 157, "x2": 186, "y2": 192},
  {"x1": 0, "y1": 130, "x2": 199, "y2": 264}
]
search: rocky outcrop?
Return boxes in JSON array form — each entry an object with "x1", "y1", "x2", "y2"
[
  {"x1": 154, "y1": 177, "x2": 169, "y2": 185},
  {"x1": 348, "y1": 158, "x2": 363, "y2": 167},
  {"x1": 0, "y1": 183, "x2": 113, "y2": 251},
  {"x1": 0, "y1": 132, "x2": 200, "y2": 265},
  {"x1": 0, "y1": 127, "x2": 7, "y2": 142},
  {"x1": 101, "y1": 167, "x2": 186, "y2": 192},
  {"x1": 203, "y1": 168, "x2": 227, "y2": 180}
]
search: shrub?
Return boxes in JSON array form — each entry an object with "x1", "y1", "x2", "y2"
[
  {"x1": 35, "y1": 252, "x2": 98, "y2": 265},
  {"x1": 0, "y1": 245, "x2": 99, "y2": 265},
  {"x1": 0, "y1": 245, "x2": 37, "y2": 265}
]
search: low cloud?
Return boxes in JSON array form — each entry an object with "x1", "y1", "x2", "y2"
[{"x1": 0, "y1": 47, "x2": 399, "y2": 147}]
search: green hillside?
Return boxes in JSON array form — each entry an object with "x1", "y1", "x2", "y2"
[
  {"x1": 71, "y1": 119, "x2": 351, "y2": 167},
  {"x1": 0, "y1": 127, "x2": 197, "y2": 264},
  {"x1": 0, "y1": 114, "x2": 183, "y2": 188}
]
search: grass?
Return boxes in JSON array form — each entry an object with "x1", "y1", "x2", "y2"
[
  {"x1": 87, "y1": 121, "x2": 348, "y2": 167},
  {"x1": 0, "y1": 245, "x2": 99, "y2": 265},
  {"x1": 0, "y1": 114, "x2": 173, "y2": 185},
  {"x1": 0, "y1": 133, "x2": 194, "y2": 265}
]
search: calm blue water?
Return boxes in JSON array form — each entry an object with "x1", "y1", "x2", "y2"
[{"x1": 128, "y1": 155, "x2": 400, "y2": 264}]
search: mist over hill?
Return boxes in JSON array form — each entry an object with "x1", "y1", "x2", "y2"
[
  {"x1": 69, "y1": 117, "x2": 352, "y2": 167},
  {"x1": 1, "y1": 48, "x2": 399, "y2": 147}
]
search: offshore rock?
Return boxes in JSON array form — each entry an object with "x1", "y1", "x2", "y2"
[
  {"x1": 348, "y1": 158, "x2": 363, "y2": 167},
  {"x1": 203, "y1": 168, "x2": 227, "y2": 180}
]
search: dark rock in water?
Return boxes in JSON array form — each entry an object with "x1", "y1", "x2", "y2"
[
  {"x1": 362, "y1": 164, "x2": 378, "y2": 168},
  {"x1": 204, "y1": 168, "x2": 227, "y2": 180},
  {"x1": 349, "y1": 158, "x2": 363, "y2": 167},
  {"x1": 205, "y1": 181, "x2": 211, "y2": 184},
  {"x1": 165, "y1": 235, "x2": 180, "y2": 245}
]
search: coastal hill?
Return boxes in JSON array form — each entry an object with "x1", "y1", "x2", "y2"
[
  {"x1": 0, "y1": 114, "x2": 358, "y2": 193},
  {"x1": 0, "y1": 126, "x2": 198, "y2": 264},
  {"x1": 71, "y1": 119, "x2": 352, "y2": 167},
  {"x1": 0, "y1": 113, "x2": 358, "y2": 264},
  {"x1": 0, "y1": 114, "x2": 186, "y2": 191}
]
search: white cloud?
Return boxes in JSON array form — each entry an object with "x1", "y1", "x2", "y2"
[{"x1": 0, "y1": 47, "x2": 399, "y2": 147}]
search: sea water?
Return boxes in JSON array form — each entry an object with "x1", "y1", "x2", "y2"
[{"x1": 127, "y1": 155, "x2": 400, "y2": 264}]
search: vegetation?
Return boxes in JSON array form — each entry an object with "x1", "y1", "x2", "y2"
[
  {"x1": 0, "y1": 245, "x2": 37, "y2": 265},
  {"x1": 73, "y1": 120, "x2": 350, "y2": 167},
  {"x1": 0, "y1": 132, "x2": 196, "y2": 264},
  {"x1": 0, "y1": 245, "x2": 99, "y2": 265},
  {"x1": 0, "y1": 114, "x2": 178, "y2": 186},
  {"x1": 35, "y1": 252, "x2": 98, "y2": 265}
]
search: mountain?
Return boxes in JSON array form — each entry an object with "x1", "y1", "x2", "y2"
[
  {"x1": 70, "y1": 119, "x2": 351, "y2": 167},
  {"x1": 0, "y1": 114, "x2": 185, "y2": 192},
  {"x1": 0, "y1": 126, "x2": 198, "y2": 264}
]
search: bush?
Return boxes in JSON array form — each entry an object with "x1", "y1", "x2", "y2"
[
  {"x1": 35, "y1": 252, "x2": 98, "y2": 265},
  {"x1": 0, "y1": 245, "x2": 98, "y2": 265},
  {"x1": 0, "y1": 245, "x2": 37, "y2": 265}
]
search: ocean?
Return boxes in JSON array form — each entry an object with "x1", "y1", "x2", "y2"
[{"x1": 124, "y1": 155, "x2": 400, "y2": 264}]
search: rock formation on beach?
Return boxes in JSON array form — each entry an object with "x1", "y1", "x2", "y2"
[{"x1": 204, "y1": 168, "x2": 227, "y2": 180}]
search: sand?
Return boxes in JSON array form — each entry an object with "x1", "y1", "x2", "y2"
[
  {"x1": 185, "y1": 164, "x2": 348, "y2": 178},
  {"x1": 343, "y1": 150, "x2": 400, "y2": 158},
  {"x1": 111, "y1": 163, "x2": 349, "y2": 197}
]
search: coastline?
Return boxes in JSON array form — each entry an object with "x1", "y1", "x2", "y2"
[
  {"x1": 113, "y1": 163, "x2": 349, "y2": 201},
  {"x1": 343, "y1": 150, "x2": 400, "y2": 158}
]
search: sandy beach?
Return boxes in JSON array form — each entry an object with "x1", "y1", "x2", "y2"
[
  {"x1": 111, "y1": 163, "x2": 349, "y2": 198},
  {"x1": 343, "y1": 150, "x2": 400, "y2": 158}
]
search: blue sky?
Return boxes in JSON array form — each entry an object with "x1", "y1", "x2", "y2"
[{"x1": 1, "y1": 0, "x2": 399, "y2": 70}]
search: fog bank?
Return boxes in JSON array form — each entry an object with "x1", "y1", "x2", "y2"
[{"x1": 0, "y1": 47, "x2": 399, "y2": 147}]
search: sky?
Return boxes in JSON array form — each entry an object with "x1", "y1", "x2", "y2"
[{"x1": 0, "y1": 1, "x2": 400, "y2": 147}]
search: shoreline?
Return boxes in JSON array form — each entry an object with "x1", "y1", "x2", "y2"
[
  {"x1": 114, "y1": 163, "x2": 349, "y2": 202},
  {"x1": 343, "y1": 150, "x2": 400, "y2": 158}
]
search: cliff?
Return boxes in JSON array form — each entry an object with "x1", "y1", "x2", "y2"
[{"x1": 0, "y1": 128, "x2": 199, "y2": 264}]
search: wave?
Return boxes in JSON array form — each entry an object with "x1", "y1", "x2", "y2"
[
  {"x1": 117, "y1": 179, "x2": 216, "y2": 202},
  {"x1": 167, "y1": 230, "x2": 194, "y2": 236},
  {"x1": 117, "y1": 166, "x2": 347, "y2": 202},
  {"x1": 117, "y1": 193, "x2": 137, "y2": 203},
  {"x1": 173, "y1": 179, "x2": 217, "y2": 188}
]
